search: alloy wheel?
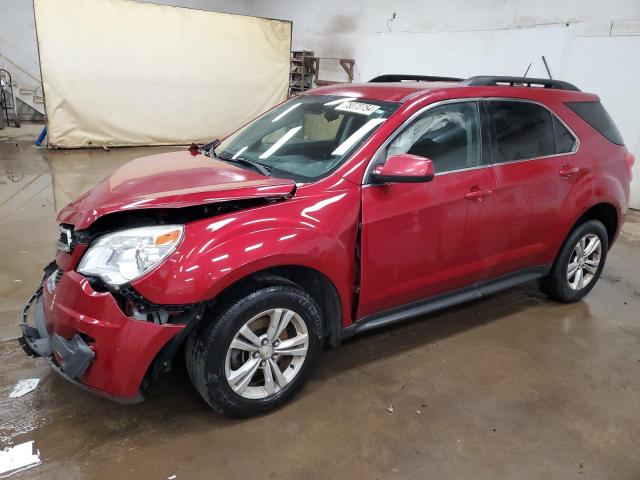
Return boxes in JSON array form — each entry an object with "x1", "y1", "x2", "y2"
[
  {"x1": 224, "y1": 308, "x2": 309, "y2": 399},
  {"x1": 566, "y1": 233, "x2": 602, "y2": 291}
]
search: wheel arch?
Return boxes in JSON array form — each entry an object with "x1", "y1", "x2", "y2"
[
  {"x1": 210, "y1": 265, "x2": 344, "y2": 347},
  {"x1": 142, "y1": 264, "x2": 345, "y2": 398},
  {"x1": 549, "y1": 201, "x2": 620, "y2": 273},
  {"x1": 575, "y1": 202, "x2": 619, "y2": 249}
]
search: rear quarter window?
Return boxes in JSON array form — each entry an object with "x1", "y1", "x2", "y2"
[
  {"x1": 566, "y1": 101, "x2": 624, "y2": 145},
  {"x1": 552, "y1": 116, "x2": 577, "y2": 154}
]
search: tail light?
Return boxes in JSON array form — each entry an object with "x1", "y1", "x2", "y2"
[{"x1": 625, "y1": 151, "x2": 636, "y2": 180}]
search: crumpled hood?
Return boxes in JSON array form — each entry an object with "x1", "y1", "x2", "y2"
[{"x1": 57, "y1": 151, "x2": 296, "y2": 229}]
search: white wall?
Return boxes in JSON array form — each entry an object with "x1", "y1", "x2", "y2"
[
  {"x1": 248, "y1": 0, "x2": 640, "y2": 210},
  {"x1": 146, "y1": 0, "x2": 251, "y2": 15},
  {"x1": 0, "y1": 0, "x2": 41, "y2": 81}
]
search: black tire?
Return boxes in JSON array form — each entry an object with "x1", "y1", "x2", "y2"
[
  {"x1": 185, "y1": 284, "x2": 324, "y2": 417},
  {"x1": 540, "y1": 219, "x2": 608, "y2": 303}
]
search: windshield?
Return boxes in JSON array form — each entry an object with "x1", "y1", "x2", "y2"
[{"x1": 216, "y1": 95, "x2": 399, "y2": 182}]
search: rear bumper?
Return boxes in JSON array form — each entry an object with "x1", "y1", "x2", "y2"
[{"x1": 19, "y1": 271, "x2": 186, "y2": 401}]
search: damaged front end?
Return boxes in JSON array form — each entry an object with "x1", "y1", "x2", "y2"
[
  {"x1": 18, "y1": 150, "x2": 298, "y2": 401},
  {"x1": 19, "y1": 266, "x2": 205, "y2": 402},
  {"x1": 19, "y1": 197, "x2": 291, "y2": 400}
]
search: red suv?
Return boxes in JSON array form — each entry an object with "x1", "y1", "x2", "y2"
[{"x1": 21, "y1": 75, "x2": 634, "y2": 417}]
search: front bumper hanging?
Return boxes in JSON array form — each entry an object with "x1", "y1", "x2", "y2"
[
  {"x1": 19, "y1": 287, "x2": 95, "y2": 380},
  {"x1": 18, "y1": 267, "x2": 199, "y2": 402}
]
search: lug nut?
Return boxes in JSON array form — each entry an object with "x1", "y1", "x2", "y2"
[
  {"x1": 261, "y1": 338, "x2": 269, "y2": 346},
  {"x1": 260, "y1": 360, "x2": 266, "y2": 367},
  {"x1": 273, "y1": 340, "x2": 280, "y2": 347},
  {"x1": 253, "y1": 351, "x2": 260, "y2": 358}
]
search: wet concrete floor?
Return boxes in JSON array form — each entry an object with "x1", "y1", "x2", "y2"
[{"x1": 0, "y1": 126, "x2": 639, "y2": 479}]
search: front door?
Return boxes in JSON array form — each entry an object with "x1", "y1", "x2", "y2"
[{"x1": 358, "y1": 100, "x2": 496, "y2": 319}]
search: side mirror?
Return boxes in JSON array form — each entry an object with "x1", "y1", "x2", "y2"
[{"x1": 370, "y1": 154, "x2": 435, "y2": 184}]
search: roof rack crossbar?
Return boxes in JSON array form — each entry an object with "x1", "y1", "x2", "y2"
[
  {"x1": 369, "y1": 74, "x2": 463, "y2": 83},
  {"x1": 461, "y1": 76, "x2": 580, "y2": 92}
]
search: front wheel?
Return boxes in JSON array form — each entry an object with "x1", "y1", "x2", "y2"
[
  {"x1": 540, "y1": 219, "x2": 608, "y2": 303},
  {"x1": 185, "y1": 284, "x2": 324, "y2": 417}
]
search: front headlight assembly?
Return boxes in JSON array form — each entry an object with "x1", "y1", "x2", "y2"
[{"x1": 77, "y1": 225, "x2": 184, "y2": 286}]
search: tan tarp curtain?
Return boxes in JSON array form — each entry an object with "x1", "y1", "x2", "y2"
[{"x1": 34, "y1": 0, "x2": 291, "y2": 148}]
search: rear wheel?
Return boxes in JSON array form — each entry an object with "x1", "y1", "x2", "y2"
[
  {"x1": 540, "y1": 219, "x2": 608, "y2": 302},
  {"x1": 186, "y1": 284, "x2": 324, "y2": 417}
]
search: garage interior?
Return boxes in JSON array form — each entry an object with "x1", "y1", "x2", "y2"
[{"x1": 1, "y1": 0, "x2": 639, "y2": 478}]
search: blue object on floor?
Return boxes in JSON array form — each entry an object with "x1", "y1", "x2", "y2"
[{"x1": 35, "y1": 126, "x2": 47, "y2": 146}]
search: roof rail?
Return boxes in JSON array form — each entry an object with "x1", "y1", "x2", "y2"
[
  {"x1": 369, "y1": 74, "x2": 463, "y2": 83},
  {"x1": 461, "y1": 76, "x2": 580, "y2": 92}
]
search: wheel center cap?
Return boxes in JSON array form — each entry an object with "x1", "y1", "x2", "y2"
[{"x1": 259, "y1": 345, "x2": 274, "y2": 359}]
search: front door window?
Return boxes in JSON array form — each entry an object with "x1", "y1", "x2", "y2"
[{"x1": 385, "y1": 101, "x2": 482, "y2": 173}]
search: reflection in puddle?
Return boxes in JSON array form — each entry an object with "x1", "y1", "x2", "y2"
[
  {"x1": 0, "y1": 441, "x2": 41, "y2": 478},
  {"x1": 0, "y1": 412, "x2": 45, "y2": 448},
  {"x1": 0, "y1": 142, "x2": 182, "y2": 342},
  {"x1": 0, "y1": 172, "x2": 57, "y2": 341},
  {"x1": 0, "y1": 174, "x2": 54, "y2": 220}
]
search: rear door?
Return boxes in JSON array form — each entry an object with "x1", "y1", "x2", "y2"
[
  {"x1": 358, "y1": 100, "x2": 496, "y2": 318},
  {"x1": 481, "y1": 99, "x2": 585, "y2": 278}
]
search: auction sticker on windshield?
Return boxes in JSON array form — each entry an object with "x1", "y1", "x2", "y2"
[{"x1": 335, "y1": 102, "x2": 380, "y2": 116}]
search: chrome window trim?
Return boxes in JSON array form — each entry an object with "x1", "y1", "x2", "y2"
[{"x1": 362, "y1": 97, "x2": 580, "y2": 184}]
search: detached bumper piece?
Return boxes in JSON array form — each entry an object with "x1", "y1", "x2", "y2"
[
  {"x1": 50, "y1": 334, "x2": 95, "y2": 379},
  {"x1": 20, "y1": 288, "x2": 95, "y2": 380},
  {"x1": 19, "y1": 288, "x2": 52, "y2": 357}
]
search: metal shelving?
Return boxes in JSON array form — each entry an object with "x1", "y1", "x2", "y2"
[{"x1": 289, "y1": 50, "x2": 315, "y2": 96}]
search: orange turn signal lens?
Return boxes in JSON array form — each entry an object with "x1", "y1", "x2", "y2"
[{"x1": 154, "y1": 229, "x2": 181, "y2": 246}]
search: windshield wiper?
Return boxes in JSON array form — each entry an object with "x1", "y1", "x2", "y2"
[
  {"x1": 198, "y1": 139, "x2": 271, "y2": 177},
  {"x1": 217, "y1": 155, "x2": 271, "y2": 177},
  {"x1": 199, "y1": 140, "x2": 271, "y2": 177}
]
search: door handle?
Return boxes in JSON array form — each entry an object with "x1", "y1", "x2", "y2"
[
  {"x1": 465, "y1": 186, "x2": 493, "y2": 202},
  {"x1": 559, "y1": 164, "x2": 580, "y2": 178}
]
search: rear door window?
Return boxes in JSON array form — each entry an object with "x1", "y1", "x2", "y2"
[
  {"x1": 566, "y1": 101, "x2": 624, "y2": 145},
  {"x1": 487, "y1": 101, "x2": 556, "y2": 163}
]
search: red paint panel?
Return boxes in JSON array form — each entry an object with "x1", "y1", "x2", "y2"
[
  {"x1": 57, "y1": 151, "x2": 295, "y2": 229},
  {"x1": 358, "y1": 168, "x2": 497, "y2": 318},
  {"x1": 42, "y1": 271, "x2": 183, "y2": 399},
  {"x1": 133, "y1": 181, "x2": 362, "y2": 327}
]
